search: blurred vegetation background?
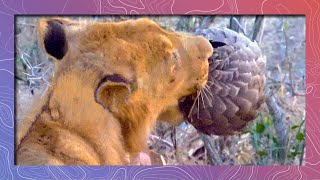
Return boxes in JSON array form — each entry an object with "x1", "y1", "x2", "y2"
[{"x1": 15, "y1": 15, "x2": 305, "y2": 165}]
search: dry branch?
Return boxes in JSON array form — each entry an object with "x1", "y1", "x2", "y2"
[
  {"x1": 200, "y1": 134, "x2": 223, "y2": 165},
  {"x1": 265, "y1": 95, "x2": 289, "y2": 164},
  {"x1": 252, "y1": 16, "x2": 264, "y2": 42}
]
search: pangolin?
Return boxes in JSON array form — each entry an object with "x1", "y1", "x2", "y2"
[{"x1": 179, "y1": 27, "x2": 266, "y2": 135}]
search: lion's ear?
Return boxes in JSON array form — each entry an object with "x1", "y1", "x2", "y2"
[
  {"x1": 38, "y1": 18, "x2": 70, "y2": 60},
  {"x1": 95, "y1": 74, "x2": 131, "y2": 111}
]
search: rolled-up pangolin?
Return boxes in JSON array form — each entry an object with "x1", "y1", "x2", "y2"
[{"x1": 179, "y1": 27, "x2": 266, "y2": 135}]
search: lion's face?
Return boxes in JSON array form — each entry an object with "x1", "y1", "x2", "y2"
[{"x1": 38, "y1": 18, "x2": 213, "y2": 122}]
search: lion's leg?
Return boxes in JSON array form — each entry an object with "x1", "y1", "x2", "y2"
[{"x1": 16, "y1": 143, "x2": 65, "y2": 165}]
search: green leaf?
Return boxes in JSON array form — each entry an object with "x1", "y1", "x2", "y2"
[
  {"x1": 257, "y1": 150, "x2": 267, "y2": 158},
  {"x1": 295, "y1": 151, "x2": 302, "y2": 155},
  {"x1": 256, "y1": 123, "x2": 265, "y2": 134},
  {"x1": 264, "y1": 116, "x2": 270, "y2": 125},
  {"x1": 272, "y1": 136, "x2": 279, "y2": 146},
  {"x1": 291, "y1": 125, "x2": 299, "y2": 130},
  {"x1": 288, "y1": 151, "x2": 302, "y2": 158},
  {"x1": 266, "y1": 134, "x2": 270, "y2": 139},
  {"x1": 296, "y1": 132, "x2": 305, "y2": 141}
]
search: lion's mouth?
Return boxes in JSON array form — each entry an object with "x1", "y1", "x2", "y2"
[
  {"x1": 179, "y1": 40, "x2": 227, "y2": 118},
  {"x1": 197, "y1": 73, "x2": 209, "y2": 90},
  {"x1": 196, "y1": 41, "x2": 222, "y2": 91}
]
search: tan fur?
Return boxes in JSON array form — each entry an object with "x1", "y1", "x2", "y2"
[{"x1": 16, "y1": 18, "x2": 213, "y2": 165}]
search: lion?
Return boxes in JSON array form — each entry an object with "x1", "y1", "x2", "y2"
[{"x1": 15, "y1": 17, "x2": 213, "y2": 165}]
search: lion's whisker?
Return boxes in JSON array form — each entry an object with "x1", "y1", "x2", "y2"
[
  {"x1": 188, "y1": 90, "x2": 201, "y2": 120},
  {"x1": 204, "y1": 85, "x2": 214, "y2": 98},
  {"x1": 200, "y1": 90, "x2": 206, "y2": 109},
  {"x1": 206, "y1": 84, "x2": 215, "y2": 98},
  {"x1": 202, "y1": 89, "x2": 212, "y2": 106},
  {"x1": 197, "y1": 92, "x2": 200, "y2": 118},
  {"x1": 206, "y1": 80, "x2": 214, "y2": 87}
]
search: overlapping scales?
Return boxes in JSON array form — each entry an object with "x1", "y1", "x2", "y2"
[{"x1": 179, "y1": 27, "x2": 266, "y2": 135}]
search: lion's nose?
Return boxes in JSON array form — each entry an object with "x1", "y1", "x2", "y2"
[{"x1": 195, "y1": 36, "x2": 213, "y2": 61}]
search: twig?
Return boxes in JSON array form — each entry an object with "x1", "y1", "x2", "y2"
[
  {"x1": 200, "y1": 134, "x2": 223, "y2": 165},
  {"x1": 265, "y1": 95, "x2": 289, "y2": 165},
  {"x1": 176, "y1": 16, "x2": 192, "y2": 32},
  {"x1": 160, "y1": 155, "x2": 167, "y2": 165},
  {"x1": 251, "y1": 16, "x2": 265, "y2": 43},
  {"x1": 149, "y1": 135, "x2": 174, "y2": 148},
  {"x1": 229, "y1": 16, "x2": 246, "y2": 35},
  {"x1": 283, "y1": 23, "x2": 305, "y2": 97},
  {"x1": 229, "y1": 16, "x2": 241, "y2": 32},
  {"x1": 15, "y1": 75, "x2": 27, "y2": 82},
  {"x1": 299, "y1": 128, "x2": 306, "y2": 165},
  {"x1": 17, "y1": 23, "x2": 36, "y2": 27},
  {"x1": 199, "y1": 16, "x2": 215, "y2": 29},
  {"x1": 266, "y1": 76, "x2": 305, "y2": 96},
  {"x1": 18, "y1": 49, "x2": 52, "y2": 95}
]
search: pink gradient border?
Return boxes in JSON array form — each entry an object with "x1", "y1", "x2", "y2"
[{"x1": 0, "y1": 0, "x2": 319, "y2": 179}]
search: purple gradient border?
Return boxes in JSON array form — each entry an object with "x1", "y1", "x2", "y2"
[{"x1": 1, "y1": 0, "x2": 319, "y2": 179}]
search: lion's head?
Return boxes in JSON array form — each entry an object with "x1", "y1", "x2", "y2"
[
  {"x1": 37, "y1": 18, "x2": 213, "y2": 153},
  {"x1": 38, "y1": 17, "x2": 212, "y2": 120}
]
